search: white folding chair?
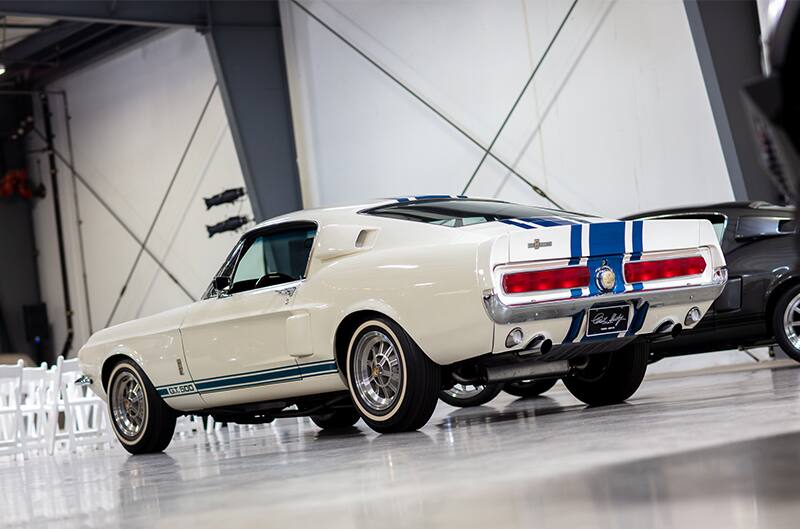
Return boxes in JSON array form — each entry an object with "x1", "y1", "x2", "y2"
[
  {"x1": 173, "y1": 414, "x2": 203, "y2": 437},
  {"x1": 49, "y1": 357, "x2": 113, "y2": 454},
  {"x1": 19, "y1": 363, "x2": 54, "y2": 455},
  {"x1": 0, "y1": 360, "x2": 25, "y2": 458}
]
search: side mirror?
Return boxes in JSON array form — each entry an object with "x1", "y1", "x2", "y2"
[{"x1": 213, "y1": 276, "x2": 231, "y2": 292}]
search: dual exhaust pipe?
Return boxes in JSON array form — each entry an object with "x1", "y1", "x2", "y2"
[{"x1": 486, "y1": 333, "x2": 564, "y2": 383}]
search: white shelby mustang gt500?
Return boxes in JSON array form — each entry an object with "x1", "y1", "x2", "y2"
[{"x1": 77, "y1": 196, "x2": 727, "y2": 453}]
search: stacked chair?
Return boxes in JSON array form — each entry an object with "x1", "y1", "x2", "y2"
[
  {"x1": 0, "y1": 356, "x2": 112, "y2": 459},
  {"x1": 0, "y1": 356, "x2": 251, "y2": 460}
]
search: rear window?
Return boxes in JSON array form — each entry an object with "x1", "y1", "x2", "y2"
[{"x1": 363, "y1": 199, "x2": 591, "y2": 227}]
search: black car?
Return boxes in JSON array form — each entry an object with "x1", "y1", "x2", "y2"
[
  {"x1": 625, "y1": 202, "x2": 800, "y2": 362},
  {"x1": 440, "y1": 201, "x2": 799, "y2": 409}
]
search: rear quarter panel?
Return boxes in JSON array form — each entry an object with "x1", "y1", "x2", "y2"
[{"x1": 296, "y1": 218, "x2": 495, "y2": 367}]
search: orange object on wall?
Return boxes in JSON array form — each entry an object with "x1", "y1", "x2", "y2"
[{"x1": 0, "y1": 169, "x2": 33, "y2": 200}]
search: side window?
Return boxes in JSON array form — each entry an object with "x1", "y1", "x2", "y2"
[{"x1": 229, "y1": 224, "x2": 317, "y2": 294}]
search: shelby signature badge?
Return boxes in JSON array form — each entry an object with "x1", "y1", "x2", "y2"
[
  {"x1": 591, "y1": 312, "x2": 625, "y2": 326},
  {"x1": 527, "y1": 239, "x2": 553, "y2": 250},
  {"x1": 586, "y1": 305, "x2": 630, "y2": 336}
]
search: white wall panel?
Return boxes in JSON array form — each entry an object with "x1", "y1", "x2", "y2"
[
  {"x1": 29, "y1": 29, "x2": 251, "y2": 353},
  {"x1": 281, "y1": 0, "x2": 745, "y2": 369},
  {"x1": 282, "y1": 0, "x2": 733, "y2": 216}
]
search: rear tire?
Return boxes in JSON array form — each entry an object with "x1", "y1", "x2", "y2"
[
  {"x1": 772, "y1": 284, "x2": 800, "y2": 363},
  {"x1": 503, "y1": 378, "x2": 558, "y2": 398},
  {"x1": 439, "y1": 383, "x2": 503, "y2": 407},
  {"x1": 310, "y1": 406, "x2": 360, "y2": 429},
  {"x1": 563, "y1": 342, "x2": 649, "y2": 406},
  {"x1": 107, "y1": 359, "x2": 176, "y2": 455},
  {"x1": 346, "y1": 317, "x2": 440, "y2": 433}
]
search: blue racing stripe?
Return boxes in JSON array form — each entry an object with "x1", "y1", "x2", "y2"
[
  {"x1": 569, "y1": 224, "x2": 582, "y2": 265},
  {"x1": 589, "y1": 222, "x2": 625, "y2": 256},
  {"x1": 563, "y1": 312, "x2": 585, "y2": 344},
  {"x1": 626, "y1": 302, "x2": 650, "y2": 336},
  {"x1": 500, "y1": 219, "x2": 536, "y2": 229},
  {"x1": 413, "y1": 194, "x2": 451, "y2": 200},
  {"x1": 570, "y1": 288, "x2": 583, "y2": 298},
  {"x1": 631, "y1": 220, "x2": 643, "y2": 261},
  {"x1": 521, "y1": 217, "x2": 575, "y2": 227}
]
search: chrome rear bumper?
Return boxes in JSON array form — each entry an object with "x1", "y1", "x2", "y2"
[{"x1": 483, "y1": 281, "x2": 727, "y2": 325}]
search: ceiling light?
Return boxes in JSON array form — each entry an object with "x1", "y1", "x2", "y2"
[{"x1": 0, "y1": 64, "x2": 6, "y2": 76}]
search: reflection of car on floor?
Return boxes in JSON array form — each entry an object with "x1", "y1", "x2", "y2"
[
  {"x1": 439, "y1": 379, "x2": 558, "y2": 407},
  {"x1": 625, "y1": 202, "x2": 800, "y2": 363},
  {"x1": 78, "y1": 196, "x2": 726, "y2": 453}
]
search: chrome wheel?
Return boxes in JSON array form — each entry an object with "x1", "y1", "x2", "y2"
[
  {"x1": 110, "y1": 370, "x2": 147, "y2": 440},
  {"x1": 353, "y1": 330, "x2": 403, "y2": 412},
  {"x1": 444, "y1": 384, "x2": 486, "y2": 399},
  {"x1": 782, "y1": 292, "x2": 800, "y2": 349}
]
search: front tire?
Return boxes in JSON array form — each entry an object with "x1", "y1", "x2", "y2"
[
  {"x1": 107, "y1": 359, "x2": 176, "y2": 454},
  {"x1": 503, "y1": 378, "x2": 558, "y2": 398},
  {"x1": 439, "y1": 383, "x2": 503, "y2": 407},
  {"x1": 346, "y1": 318, "x2": 440, "y2": 433},
  {"x1": 773, "y1": 284, "x2": 800, "y2": 363},
  {"x1": 563, "y1": 342, "x2": 649, "y2": 406}
]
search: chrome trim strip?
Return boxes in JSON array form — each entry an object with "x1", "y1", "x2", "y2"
[{"x1": 483, "y1": 280, "x2": 726, "y2": 325}]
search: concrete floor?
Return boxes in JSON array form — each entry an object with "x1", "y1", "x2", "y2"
[{"x1": 3, "y1": 362, "x2": 800, "y2": 529}]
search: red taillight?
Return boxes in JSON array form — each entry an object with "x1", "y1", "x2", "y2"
[
  {"x1": 624, "y1": 256, "x2": 706, "y2": 283},
  {"x1": 502, "y1": 267, "x2": 589, "y2": 294}
]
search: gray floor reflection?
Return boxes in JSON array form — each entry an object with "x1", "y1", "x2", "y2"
[{"x1": 2, "y1": 363, "x2": 800, "y2": 529}]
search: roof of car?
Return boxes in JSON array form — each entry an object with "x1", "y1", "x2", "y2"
[{"x1": 249, "y1": 195, "x2": 492, "y2": 232}]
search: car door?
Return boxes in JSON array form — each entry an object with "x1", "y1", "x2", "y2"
[{"x1": 180, "y1": 222, "x2": 318, "y2": 407}]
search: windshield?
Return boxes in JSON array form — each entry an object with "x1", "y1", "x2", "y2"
[{"x1": 363, "y1": 199, "x2": 592, "y2": 227}]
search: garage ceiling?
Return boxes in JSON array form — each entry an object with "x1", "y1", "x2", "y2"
[{"x1": 0, "y1": 15, "x2": 159, "y2": 87}]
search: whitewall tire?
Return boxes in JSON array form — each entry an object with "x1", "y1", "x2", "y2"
[
  {"x1": 346, "y1": 318, "x2": 440, "y2": 433},
  {"x1": 107, "y1": 358, "x2": 177, "y2": 454}
]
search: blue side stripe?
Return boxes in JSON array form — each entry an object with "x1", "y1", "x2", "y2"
[
  {"x1": 195, "y1": 367, "x2": 303, "y2": 391},
  {"x1": 500, "y1": 219, "x2": 536, "y2": 230},
  {"x1": 157, "y1": 360, "x2": 339, "y2": 398},
  {"x1": 298, "y1": 361, "x2": 338, "y2": 376},
  {"x1": 413, "y1": 194, "x2": 451, "y2": 200}
]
